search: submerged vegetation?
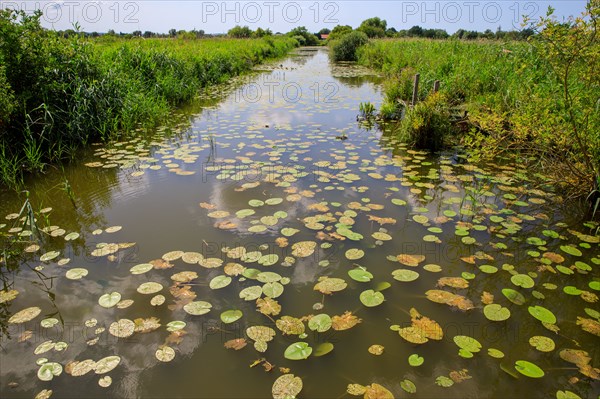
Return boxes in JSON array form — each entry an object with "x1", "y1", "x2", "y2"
[
  {"x1": 0, "y1": 10, "x2": 296, "y2": 188},
  {"x1": 355, "y1": 2, "x2": 600, "y2": 200}
]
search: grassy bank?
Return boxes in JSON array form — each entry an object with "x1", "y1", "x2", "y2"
[
  {"x1": 0, "y1": 10, "x2": 296, "y2": 188},
  {"x1": 356, "y1": 12, "x2": 599, "y2": 199}
]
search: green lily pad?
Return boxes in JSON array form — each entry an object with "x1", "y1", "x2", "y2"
[
  {"x1": 239, "y1": 286, "x2": 263, "y2": 301},
  {"x1": 400, "y1": 379, "x2": 416, "y2": 394},
  {"x1": 137, "y1": 282, "x2": 163, "y2": 294},
  {"x1": 528, "y1": 306, "x2": 556, "y2": 324},
  {"x1": 392, "y1": 269, "x2": 420, "y2": 282},
  {"x1": 529, "y1": 336, "x2": 555, "y2": 352},
  {"x1": 209, "y1": 275, "x2": 232, "y2": 289},
  {"x1": 183, "y1": 301, "x2": 212, "y2": 316},
  {"x1": 348, "y1": 267, "x2": 374, "y2": 282},
  {"x1": 37, "y1": 362, "x2": 63, "y2": 381},
  {"x1": 408, "y1": 354, "x2": 424, "y2": 366},
  {"x1": 262, "y1": 282, "x2": 284, "y2": 298},
  {"x1": 130, "y1": 263, "x2": 153, "y2": 275},
  {"x1": 453, "y1": 335, "x2": 482, "y2": 353},
  {"x1": 40, "y1": 251, "x2": 60, "y2": 262},
  {"x1": 487, "y1": 348, "x2": 505, "y2": 358},
  {"x1": 502, "y1": 288, "x2": 526, "y2": 305},
  {"x1": 483, "y1": 304, "x2": 511, "y2": 321},
  {"x1": 66, "y1": 268, "x2": 88, "y2": 280},
  {"x1": 556, "y1": 390, "x2": 582, "y2": 399},
  {"x1": 313, "y1": 342, "x2": 334, "y2": 357},
  {"x1": 435, "y1": 376, "x2": 454, "y2": 387},
  {"x1": 345, "y1": 248, "x2": 365, "y2": 260},
  {"x1": 359, "y1": 290, "x2": 384, "y2": 307},
  {"x1": 560, "y1": 245, "x2": 582, "y2": 257},
  {"x1": 220, "y1": 310, "x2": 243, "y2": 324},
  {"x1": 98, "y1": 292, "x2": 121, "y2": 308},
  {"x1": 563, "y1": 286, "x2": 582, "y2": 295},
  {"x1": 308, "y1": 314, "x2": 332, "y2": 332},
  {"x1": 511, "y1": 274, "x2": 535, "y2": 289},
  {"x1": 284, "y1": 342, "x2": 312, "y2": 360},
  {"x1": 514, "y1": 360, "x2": 545, "y2": 378}
]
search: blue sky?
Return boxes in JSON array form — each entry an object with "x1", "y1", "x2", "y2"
[{"x1": 1, "y1": 1, "x2": 589, "y2": 34}]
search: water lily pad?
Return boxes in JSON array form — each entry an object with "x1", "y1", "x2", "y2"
[
  {"x1": 528, "y1": 306, "x2": 557, "y2": 324},
  {"x1": 483, "y1": 304, "x2": 511, "y2": 321},
  {"x1": 8, "y1": 306, "x2": 42, "y2": 324},
  {"x1": 529, "y1": 336, "x2": 555, "y2": 352},
  {"x1": 183, "y1": 301, "x2": 212, "y2": 315},
  {"x1": 246, "y1": 326, "x2": 276, "y2": 342},
  {"x1": 220, "y1": 310, "x2": 243, "y2": 324},
  {"x1": 435, "y1": 376, "x2": 454, "y2": 387},
  {"x1": 37, "y1": 362, "x2": 62, "y2": 381},
  {"x1": 108, "y1": 319, "x2": 135, "y2": 338},
  {"x1": 155, "y1": 346, "x2": 175, "y2": 362},
  {"x1": 408, "y1": 354, "x2": 424, "y2": 366},
  {"x1": 137, "y1": 282, "x2": 163, "y2": 294},
  {"x1": 95, "y1": 356, "x2": 120, "y2": 374},
  {"x1": 556, "y1": 391, "x2": 582, "y2": 399},
  {"x1": 314, "y1": 277, "x2": 347, "y2": 294},
  {"x1": 514, "y1": 360, "x2": 545, "y2": 378},
  {"x1": 64, "y1": 232, "x2": 80, "y2": 241},
  {"x1": 65, "y1": 268, "x2": 88, "y2": 280},
  {"x1": 560, "y1": 245, "x2": 582, "y2": 257},
  {"x1": 400, "y1": 379, "x2": 416, "y2": 394},
  {"x1": 313, "y1": 342, "x2": 334, "y2": 357},
  {"x1": 348, "y1": 267, "x2": 373, "y2": 282},
  {"x1": 262, "y1": 282, "x2": 284, "y2": 298},
  {"x1": 359, "y1": 290, "x2": 384, "y2": 307},
  {"x1": 166, "y1": 321, "x2": 186, "y2": 332},
  {"x1": 308, "y1": 314, "x2": 332, "y2": 332},
  {"x1": 502, "y1": 288, "x2": 526, "y2": 305},
  {"x1": 40, "y1": 251, "x2": 60, "y2": 262},
  {"x1": 209, "y1": 275, "x2": 232, "y2": 289},
  {"x1": 272, "y1": 374, "x2": 303, "y2": 399},
  {"x1": 98, "y1": 292, "x2": 121, "y2": 308},
  {"x1": 130, "y1": 263, "x2": 153, "y2": 274},
  {"x1": 276, "y1": 316, "x2": 305, "y2": 335},
  {"x1": 40, "y1": 318, "x2": 59, "y2": 328},
  {"x1": 511, "y1": 274, "x2": 535, "y2": 289},
  {"x1": 239, "y1": 286, "x2": 263, "y2": 301},
  {"x1": 453, "y1": 335, "x2": 482, "y2": 353},
  {"x1": 345, "y1": 248, "x2": 365, "y2": 260},
  {"x1": 284, "y1": 342, "x2": 312, "y2": 360},
  {"x1": 392, "y1": 269, "x2": 420, "y2": 282},
  {"x1": 487, "y1": 348, "x2": 505, "y2": 358}
]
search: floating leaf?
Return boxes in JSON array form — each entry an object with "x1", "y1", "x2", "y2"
[
  {"x1": 331, "y1": 311, "x2": 362, "y2": 331},
  {"x1": 528, "y1": 306, "x2": 557, "y2": 324},
  {"x1": 95, "y1": 356, "x2": 121, "y2": 374},
  {"x1": 37, "y1": 362, "x2": 62, "y2": 381},
  {"x1": 483, "y1": 304, "x2": 511, "y2": 321},
  {"x1": 511, "y1": 274, "x2": 535, "y2": 289},
  {"x1": 308, "y1": 314, "x2": 332, "y2": 332},
  {"x1": 0, "y1": 289, "x2": 19, "y2": 304},
  {"x1": 314, "y1": 277, "x2": 347, "y2": 294},
  {"x1": 345, "y1": 248, "x2": 365, "y2": 260},
  {"x1": 134, "y1": 317, "x2": 161, "y2": 333},
  {"x1": 40, "y1": 251, "x2": 60, "y2": 262},
  {"x1": 108, "y1": 319, "x2": 135, "y2": 338},
  {"x1": 435, "y1": 376, "x2": 454, "y2": 387},
  {"x1": 284, "y1": 342, "x2": 312, "y2": 360},
  {"x1": 272, "y1": 374, "x2": 303, "y2": 399},
  {"x1": 576, "y1": 317, "x2": 600, "y2": 336},
  {"x1": 64, "y1": 267, "x2": 87, "y2": 280},
  {"x1": 359, "y1": 290, "x2": 384, "y2": 307},
  {"x1": 392, "y1": 269, "x2": 419, "y2": 282},
  {"x1": 130, "y1": 263, "x2": 153, "y2": 274},
  {"x1": 8, "y1": 306, "x2": 41, "y2": 324},
  {"x1": 183, "y1": 301, "x2": 212, "y2": 316},
  {"x1": 256, "y1": 297, "x2": 281, "y2": 316},
  {"x1": 347, "y1": 384, "x2": 367, "y2": 396},
  {"x1": 224, "y1": 338, "x2": 247, "y2": 350},
  {"x1": 313, "y1": 342, "x2": 334, "y2": 357},
  {"x1": 364, "y1": 383, "x2": 394, "y2": 399},
  {"x1": 514, "y1": 360, "x2": 544, "y2": 378},
  {"x1": 453, "y1": 335, "x2": 482, "y2": 353},
  {"x1": 98, "y1": 291, "x2": 121, "y2": 308},
  {"x1": 437, "y1": 277, "x2": 469, "y2": 289},
  {"x1": 368, "y1": 345, "x2": 384, "y2": 355},
  {"x1": 502, "y1": 288, "x2": 526, "y2": 305},
  {"x1": 529, "y1": 336, "x2": 555, "y2": 352},
  {"x1": 425, "y1": 290, "x2": 474, "y2": 311},
  {"x1": 221, "y1": 310, "x2": 243, "y2": 324},
  {"x1": 400, "y1": 379, "x2": 416, "y2": 394},
  {"x1": 560, "y1": 245, "x2": 582, "y2": 257},
  {"x1": 348, "y1": 267, "x2": 374, "y2": 282},
  {"x1": 155, "y1": 346, "x2": 175, "y2": 362},
  {"x1": 397, "y1": 254, "x2": 425, "y2": 267},
  {"x1": 408, "y1": 354, "x2": 424, "y2": 366},
  {"x1": 209, "y1": 275, "x2": 232, "y2": 289},
  {"x1": 239, "y1": 286, "x2": 263, "y2": 301},
  {"x1": 276, "y1": 316, "x2": 305, "y2": 335},
  {"x1": 246, "y1": 326, "x2": 276, "y2": 342},
  {"x1": 137, "y1": 282, "x2": 163, "y2": 294},
  {"x1": 487, "y1": 348, "x2": 505, "y2": 358}
]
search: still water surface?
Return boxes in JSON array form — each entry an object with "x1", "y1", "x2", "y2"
[{"x1": 0, "y1": 48, "x2": 598, "y2": 399}]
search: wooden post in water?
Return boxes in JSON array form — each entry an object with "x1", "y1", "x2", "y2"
[
  {"x1": 411, "y1": 73, "x2": 420, "y2": 107},
  {"x1": 433, "y1": 80, "x2": 440, "y2": 93}
]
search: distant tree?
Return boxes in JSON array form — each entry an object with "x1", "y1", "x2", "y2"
[
  {"x1": 287, "y1": 26, "x2": 318, "y2": 45},
  {"x1": 423, "y1": 28, "x2": 435, "y2": 38},
  {"x1": 191, "y1": 29, "x2": 205, "y2": 38},
  {"x1": 482, "y1": 29, "x2": 495, "y2": 39},
  {"x1": 228, "y1": 25, "x2": 253, "y2": 38},
  {"x1": 397, "y1": 29, "x2": 408, "y2": 38},
  {"x1": 253, "y1": 27, "x2": 272, "y2": 38},
  {"x1": 132, "y1": 30, "x2": 142, "y2": 37},
  {"x1": 329, "y1": 24, "x2": 353, "y2": 40},
  {"x1": 169, "y1": 28, "x2": 177, "y2": 37},
  {"x1": 357, "y1": 17, "x2": 386, "y2": 38},
  {"x1": 318, "y1": 28, "x2": 331, "y2": 35},
  {"x1": 465, "y1": 30, "x2": 479, "y2": 40},
  {"x1": 143, "y1": 31, "x2": 153, "y2": 38},
  {"x1": 407, "y1": 25, "x2": 423, "y2": 37},
  {"x1": 107, "y1": 29, "x2": 116, "y2": 36},
  {"x1": 453, "y1": 29, "x2": 466, "y2": 39},
  {"x1": 519, "y1": 28, "x2": 535, "y2": 40},
  {"x1": 434, "y1": 29, "x2": 449, "y2": 39},
  {"x1": 385, "y1": 27, "x2": 397, "y2": 37}
]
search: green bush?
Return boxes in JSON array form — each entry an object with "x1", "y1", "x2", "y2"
[
  {"x1": 330, "y1": 31, "x2": 369, "y2": 61},
  {"x1": 397, "y1": 92, "x2": 452, "y2": 151}
]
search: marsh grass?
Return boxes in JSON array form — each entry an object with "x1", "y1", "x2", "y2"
[{"x1": 0, "y1": 10, "x2": 296, "y2": 188}]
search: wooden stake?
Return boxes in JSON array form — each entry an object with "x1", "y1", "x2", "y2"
[
  {"x1": 412, "y1": 73, "x2": 420, "y2": 107},
  {"x1": 433, "y1": 80, "x2": 440, "y2": 93}
]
